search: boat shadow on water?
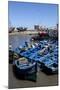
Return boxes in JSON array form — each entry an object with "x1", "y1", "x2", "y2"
[
  {"x1": 12, "y1": 66, "x2": 37, "y2": 82},
  {"x1": 40, "y1": 63, "x2": 58, "y2": 75},
  {"x1": 40, "y1": 68, "x2": 58, "y2": 75}
]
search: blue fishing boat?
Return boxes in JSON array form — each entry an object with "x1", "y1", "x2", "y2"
[
  {"x1": 20, "y1": 42, "x2": 48, "y2": 59},
  {"x1": 40, "y1": 55, "x2": 58, "y2": 74},
  {"x1": 9, "y1": 45, "x2": 21, "y2": 64},
  {"x1": 13, "y1": 57, "x2": 37, "y2": 81},
  {"x1": 12, "y1": 39, "x2": 58, "y2": 75}
]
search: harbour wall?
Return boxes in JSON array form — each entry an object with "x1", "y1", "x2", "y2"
[{"x1": 9, "y1": 30, "x2": 39, "y2": 35}]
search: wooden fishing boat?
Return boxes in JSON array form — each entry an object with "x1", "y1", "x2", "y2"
[
  {"x1": 9, "y1": 45, "x2": 20, "y2": 63},
  {"x1": 40, "y1": 56, "x2": 58, "y2": 74},
  {"x1": 13, "y1": 57, "x2": 37, "y2": 81}
]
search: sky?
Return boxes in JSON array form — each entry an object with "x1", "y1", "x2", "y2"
[{"x1": 8, "y1": 1, "x2": 58, "y2": 29}]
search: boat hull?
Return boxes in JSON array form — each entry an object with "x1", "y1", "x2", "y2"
[{"x1": 13, "y1": 60, "x2": 37, "y2": 81}]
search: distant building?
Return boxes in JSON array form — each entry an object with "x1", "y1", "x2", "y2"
[
  {"x1": 57, "y1": 24, "x2": 58, "y2": 30},
  {"x1": 34, "y1": 25, "x2": 39, "y2": 30}
]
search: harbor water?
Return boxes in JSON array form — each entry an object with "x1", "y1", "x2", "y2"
[
  {"x1": 9, "y1": 34, "x2": 33, "y2": 50},
  {"x1": 9, "y1": 34, "x2": 58, "y2": 89}
]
